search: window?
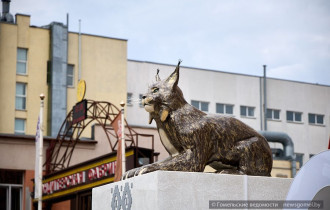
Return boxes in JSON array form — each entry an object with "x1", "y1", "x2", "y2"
[
  {"x1": 16, "y1": 48, "x2": 27, "y2": 75},
  {"x1": 67, "y1": 64, "x2": 74, "y2": 87},
  {"x1": 240, "y1": 106, "x2": 255, "y2": 117},
  {"x1": 267, "y1": 109, "x2": 280, "y2": 120},
  {"x1": 191, "y1": 100, "x2": 209, "y2": 112},
  {"x1": 216, "y1": 103, "x2": 233, "y2": 115},
  {"x1": 0, "y1": 170, "x2": 23, "y2": 210},
  {"x1": 308, "y1": 113, "x2": 324, "y2": 125},
  {"x1": 127, "y1": 93, "x2": 133, "y2": 106},
  {"x1": 191, "y1": 100, "x2": 199, "y2": 109},
  {"x1": 14, "y1": 119, "x2": 25, "y2": 134},
  {"x1": 139, "y1": 94, "x2": 144, "y2": 107},
  {"x1": 286, "y1": 111, "x2": 302, "y2": 123},
  {"x1": 15, "y1": 83, "x2": 26, "y2": 110}
]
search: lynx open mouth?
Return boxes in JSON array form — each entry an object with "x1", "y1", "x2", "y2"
[{"x1": 144, "y1": 104, "x2": 155, "y2": 113}]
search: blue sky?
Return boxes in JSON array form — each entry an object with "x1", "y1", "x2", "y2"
[{"x1": 9, "y1": 0, "x2": 330, "y2": 85}]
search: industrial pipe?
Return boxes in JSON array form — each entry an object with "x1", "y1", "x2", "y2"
[{"x1": 259, "y1": 131, "x2": 296, "y2": 177}]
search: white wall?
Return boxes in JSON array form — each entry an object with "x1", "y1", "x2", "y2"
[
  {"x1": 266, "y1": 79, "x2": 330, "y2": 162},
  {"x1": 127, "y1": 61, "x2": 263, "y2": 128},
  {"x1": 127, "y1": 60, "x2": 330, "y2": 164}
]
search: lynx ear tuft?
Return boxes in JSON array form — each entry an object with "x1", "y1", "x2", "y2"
[
  {"x1": 148, "y1": 114, "x2": 154, "y2": 124},
  {"x1": 155, "y1": 69, "x2": 161, "y2": 81},
  {"x1": 165, "y1": 60, "x2": 182, "y2": 87},
  {"x1": 160, "y1": 109, "x2": 169, "y2": 122}
]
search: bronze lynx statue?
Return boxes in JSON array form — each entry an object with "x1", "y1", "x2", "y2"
[{"x1": 123, "y1": 61, "x2": 272, "y2": 179}]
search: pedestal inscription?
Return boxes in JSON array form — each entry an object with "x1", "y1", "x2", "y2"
[{"x1": 92, "y1": 171, "x2": 292, "y2": 210}]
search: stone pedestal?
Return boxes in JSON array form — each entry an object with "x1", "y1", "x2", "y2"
[{"x1": 92, "y1": 171, "x2": 292, "y2": 210}]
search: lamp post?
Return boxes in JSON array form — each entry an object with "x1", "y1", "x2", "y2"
[
  {"x1": 120, "y1": 101, "x2": 126, "y2": 174},
  {"x1": 38, "y1": 94, "x2": 45, "y2": 210}
]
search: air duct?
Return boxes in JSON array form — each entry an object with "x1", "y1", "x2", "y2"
[
  {"x1": 49, "y1": 22, "x2": 68, "y2": 137},
  {"x1": 259, "y1": 131, "x2": 297, "y2": 177}
]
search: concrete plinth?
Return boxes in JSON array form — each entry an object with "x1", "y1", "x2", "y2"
[{"x1": 92, "y1": 171, "x2": 292, "y2": 210}]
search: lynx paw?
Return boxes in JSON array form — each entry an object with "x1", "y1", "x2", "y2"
[
  {"x1": 218, "y1": 169, "x2": 245, "y2": 175},
  {"x1": 122, "y1": 166, "x2": 151, "y2": 180},
  {"x1": 122, "y1": 168, "x2": 139, "y2": 180}
]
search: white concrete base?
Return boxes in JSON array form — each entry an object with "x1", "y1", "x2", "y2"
[{"x1": 92, "y1": 171, "x2": 292, "y2": 210}]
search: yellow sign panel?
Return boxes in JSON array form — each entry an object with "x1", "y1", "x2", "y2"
[{"x1": 77, "y1": 80, "x2": 86, "y2": 102}]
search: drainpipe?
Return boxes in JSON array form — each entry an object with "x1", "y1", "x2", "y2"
[
  {"x1": 263, "y1": 65, "x2": 267, "y2": 131},
  {"x1": 259, "y1": 77, "x2": 263, "y2": 131},
  {"x1": 78, "y1": 19, "x2": 82, "y2": 81}
]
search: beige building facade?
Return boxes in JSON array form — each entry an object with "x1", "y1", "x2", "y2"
[
  {"x1": 0, "y1": 14, "x2": 127, "y2": 137},
  {"x1": 0, "y1": 12, "x2": 128, "y2": 210}
]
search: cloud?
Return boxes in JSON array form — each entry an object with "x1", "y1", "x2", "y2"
[
  {"x1": 6, "y1": 0, "x2": 330, "y2": 85},
  {"x1": 11, "y1": 0, "x2": 68, "y2": 25}
]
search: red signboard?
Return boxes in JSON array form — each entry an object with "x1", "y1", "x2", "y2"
[
  {"x1": 33, "y1": 147, "x2": 153, "y2": 202},
  {"x1": 72, "y1": 100, "x2": 87, "y2": 124},
  {"x1": 39, "y1": 149, "x2": 135, "y2": 201},
  {"x1": 42, "y1": 161, "x2": 116, "y2": 195}
]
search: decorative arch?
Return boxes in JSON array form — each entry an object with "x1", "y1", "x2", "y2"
[{"x1": 45, "y1": 100, "x2": 153, "y2": 174}]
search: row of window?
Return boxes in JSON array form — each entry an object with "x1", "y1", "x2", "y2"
[
  {"x1": 16, "y1": 48, "x2": 75, "y2": 86},
  {"x1": 15, "y1": 83, "x2": 27, "y2": 133},
  {"x1": 267, "y1": 109, "x2": 324, "y2": 125},
  {"x1": 192, "y1": 100, "x2": 325, "y2": 125},
  {"x1": 127, "y1": 93, "x2": 325, "y2": 126},
  {"x1": 192, "y1": 100, "x2": 256, "y2": 117},
  {"x1": 201, "y1": 101, "x2": 325, "y2": 125},
  {"x1": 14, "y1": 48, "x2": 75, "y2": 134},
  {"x1": 14, "y1": 49, "x2": 30, "y2": 134},
  {"x1": 15, "y1": 82, "x2": 27, "y2": 134}
]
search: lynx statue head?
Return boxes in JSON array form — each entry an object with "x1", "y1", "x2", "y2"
[{"x1": 142, "y1": 60, "x2": 187, "y2": 124}]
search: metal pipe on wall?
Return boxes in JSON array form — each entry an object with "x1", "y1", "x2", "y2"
[
  {"x1": 259, "y1": 131, "x2": 297, "y2": 177},
  {"x1": 263, "y1": 65, "x2": 267, "y2": 131},
  {"x1": 259, "y1": 77, "x2": 263, "y2": 131},
  {"x1": 78, "y1": 19, "x2": 82, "y2": 81}
]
